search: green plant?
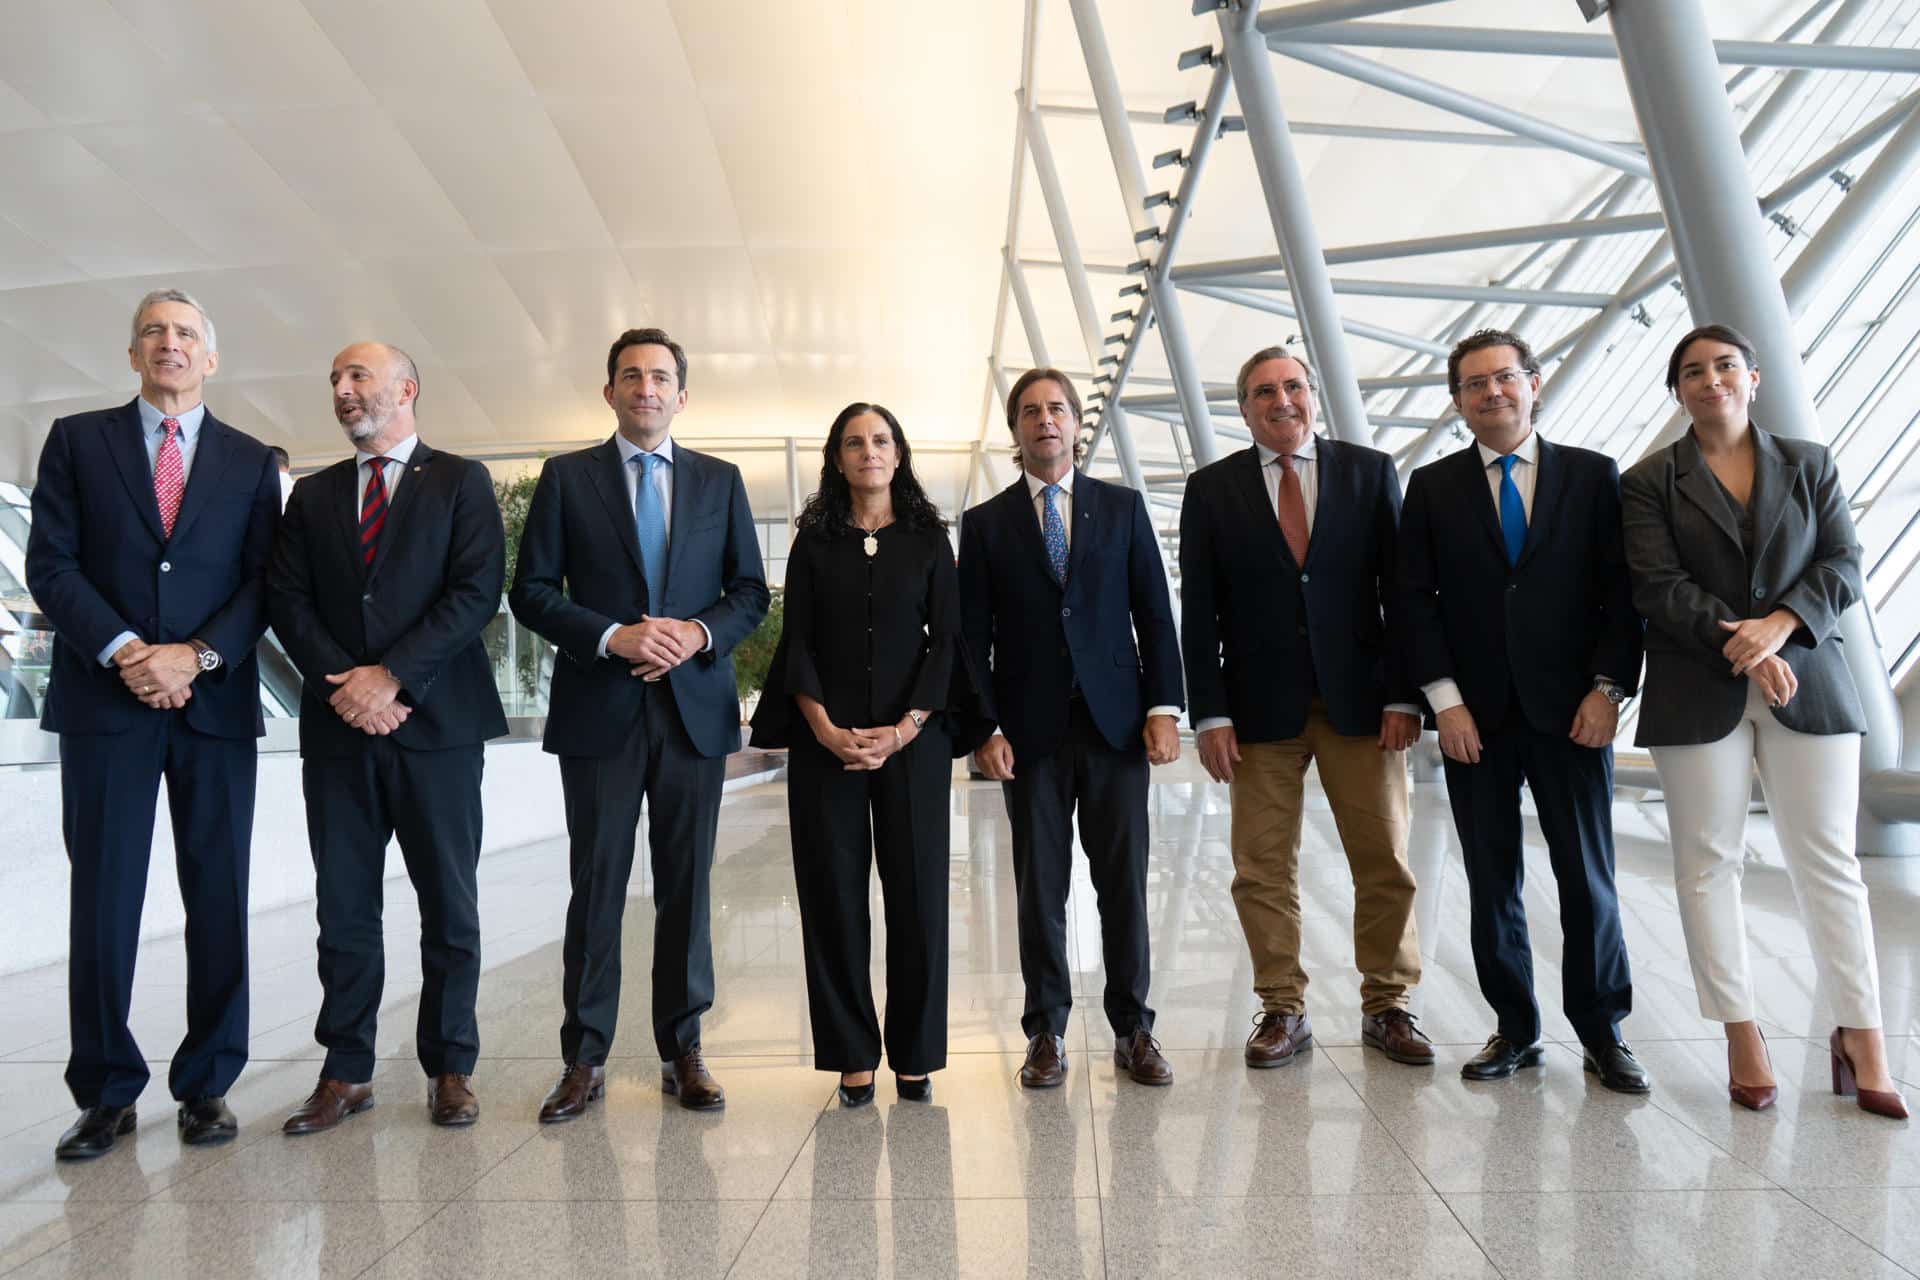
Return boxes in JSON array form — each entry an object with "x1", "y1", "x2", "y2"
[
  {"x1": 732, "y1": 589, "x2": 784, "y2": 699},
  {"x1": 494, "y1": 470, "x2": 540, "y2": 588}
]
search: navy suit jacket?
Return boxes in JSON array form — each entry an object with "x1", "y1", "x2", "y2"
[
  {"x1": 25, "y1": 399, "x2": 280, "y2": 739},
  {"x1": 267, "y1": 443, "x2": 508, "y2": 758},
  {"x1": 1397, "y1": 437, "x2": 1643, "y2": 734},
  {"x1": 508, "y1": 437, "x2": 770, "y2": 760},
  {"x1": 957, "y1": 472, "x2": 1183, "y2": 756},
  {"x1": 1181, "y1": 440, "x2": 1412, "y2": 741}
]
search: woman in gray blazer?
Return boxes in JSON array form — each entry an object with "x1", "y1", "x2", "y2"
[{"x1": 1622, "y1": 323, "x2": 1904, "y2": 1120}]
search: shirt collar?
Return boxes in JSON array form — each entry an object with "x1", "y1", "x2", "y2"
[
  {"x1": 1024, "y1": 467, "x2": 1074, "y2": 499},
  {"x1": 615, "y1": 433, "x2": 674, "y2": 467},
  {"x1": 137, "y1": 398, "x2": 206, "y2": 441},
  {"x1": 1255, "y1": 435, "x2": 1318, "y2": 467},
  {"x1": 355, "y1": 432, "x2": 420, "y2": 468},
  {"x1": 1476, "y1": 429, "x2": 1539, "y2": 470}
]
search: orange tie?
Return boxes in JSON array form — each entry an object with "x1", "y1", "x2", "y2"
[{"x1": 1276, "y1": 453, "x2": 1309, "y2": 566}]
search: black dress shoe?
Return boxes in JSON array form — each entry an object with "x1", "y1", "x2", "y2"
[
  {"x1": 54, "y1": 1105, "x2": 136, "y2": 1160},
  {"x1": 895, "y1": 1075, "x2": 933, "y2": 1102},
  {"x1": 1461, "y1": 1033, "x2": 1545, "y2": 1080},
  {"x1": 837, "y1": 1076, "x2": 876, "y2": 1108},
  {"x1": 1583, "y1": 1040, "x2": 1652, "y2": 1094},
  {"x1": 177, "y1": 1096, "x2": 237, "y2": 1146}
]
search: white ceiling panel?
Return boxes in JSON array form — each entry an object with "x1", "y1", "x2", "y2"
[
  {"x1": 374, "y1": 254, "x2": 549, "y2": 365},
  {"x1": 301, "y1": 0, "x2": 536, "y2": 106},
  {"x1": 0, "y1": 0, "x2": 194, "y2": 126},
  {"x1": 0, "y1": 216, "x2": 79, "y2": 293},
  {"x1": 0, "y1": 318, "x2": 109, "y2": 407},
  {"x1": 491, "y1": 248, "x2": 652, "y2": 356},
  {"x1": 102, "y1": 0, "x2": 361, "y2": 113},
  {"x1": 543, "y1": 96, "x2": 746, "y2": 247},
  {"x1": 0, "y1": 132, "x2": 208, "y2": 278}
]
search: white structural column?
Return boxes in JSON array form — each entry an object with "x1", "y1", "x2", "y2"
[
  {"x1": 1608, "y1": 0, "x2": 1915, "y2": 855},
  {"x1": 1218, "y1": 2, "x2": 1372, "y2": 444}
]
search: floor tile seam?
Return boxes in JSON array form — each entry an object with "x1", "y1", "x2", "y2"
[
  {"x1": 1604, "y1": 1064, "x2": 1790, "y2": 1190},
  {"x1": 0, "y1": 1198, "x2": 142, "y2": 1279},
  {"x1": 1774, "y1": 1184, "x2": 1920, "y2": 1280},
  {"x1": 346, "y1": 1196, "x2": 465, "y2": 1280},
  {"x1": 727, "y1": 1101, "x2": 826, "y2": 1280}
]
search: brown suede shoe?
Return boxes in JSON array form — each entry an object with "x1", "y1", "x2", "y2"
[
  {"x1": 1114, "y1": 1028, "x2": 1174, "y2": 1086},
  {"x1": 538, "y1": 1062, "x2": 606, "y2": 1124},
  {"x1": 1361, "y1": 1009, "x2": 1436, "y2": 1065},
  {"x1": 1245, "y1": 1011, "x2": 1313, "y2": 1068},
  {"x1": 428, "y1": 1073, "x2": 479, "y2": 1126},
  {"x1": 661, "y1": 1048, "x2": 725, "y2": 1111},
  {"x1": 1019, "y1": 1033, "x2": 1068, "y2": 1089},
  {"x1": 282, "y1": 1078, "x2": 374, "y2": 1135}
]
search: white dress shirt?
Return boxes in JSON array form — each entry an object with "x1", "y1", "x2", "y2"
[
  {"x1": 598, "y1": 434, "x2": 711, "y2": 658},
  {"x1": 99, "y1": 400, "x2": 210, "y2": 666},
  {"x1": 354, "y1": 431, "x2": 419, "y2": 513}
]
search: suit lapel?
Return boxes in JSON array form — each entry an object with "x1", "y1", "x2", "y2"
[
  {"x1": 365, "y1": 443, "x2": 435, "y2": 586},
  {"x1": 1516, "y1": 437, "x2": 1562, "y2": 569},
  {"x1": 167, "y1": 413, "x2": 234, "y2": 545},
  {"x1": 1672, "y1": 431, "x2": 1744, "y2": 553},
  {"x1": 1303, "y1": 441, "x2": 1347, "y2": 570},
  {"x1": 665, "y1": 444, "x2": 699, "y2": 591},
  {"x1": 105, "y1": 400, "x2": 167, "y2": 544},
  {"x1": 587, "y1": 437, "x2": 647, "y2": 579},
  {"x1": 330, "y1": 458, "x2": 366, "y2": 580},
  {"x1": 1006, "y1": 476, "x2": 1055, "y2": 588},
  {"x1": 1452, "y1": 445, "x2": 1506, "y2": 561},
  {"x1": 1748, "y1": 426, "x2": 1798, "y2": 570},
  {"x1": 1231, "y1": 446, "x2": 1296, "y2": 572},
  {"x1": 1064, "y1": 470, "x2": 1096, "y2": 589}
]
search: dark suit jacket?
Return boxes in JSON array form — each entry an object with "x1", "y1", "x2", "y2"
[
  {"x1": 25, "y1": 399, "x2": 280, "y2": 739},
  {"x1": 1180, "y1": 440, "x2": 1412, "y2": 741},
  {"x1": 267, "y1": 442, "x2": 507, "y2": 758},
  {"x1": 508, "y1": 437, "x2": 769, "y2": 760},
  {"x1": 1397, "y1": 437, "x2": 1644, "y2": 735},
  {"x1": 957, "y1": 472, "x2": 1183, "y2": 756},
  {"x1": 1622, "y1": 427, "x2": 1865, "y2": 745}
]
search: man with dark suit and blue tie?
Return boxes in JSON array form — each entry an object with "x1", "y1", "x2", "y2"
[
  {"x1": 510, "y1": 328, "x2": 769, "y2": 1119},
  {"x1": 958, "y1": 368, "x2": 1183, "y2": 1089},
  {"x1": 1397, "y1": 329, "x2": 1649, "y2": 1093},
  {"x1": 269, "y1": 342, "x2": 507, "y2": 1133},
  {"x1": 26, "y1": 289, "x2": 281, "y2": 1158},
  {"x1": 1181, "y1": 348, "x2": 1432, "y2": 1072}
]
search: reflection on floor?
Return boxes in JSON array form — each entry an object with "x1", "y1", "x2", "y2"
[{"x1": 2, "y1": 757, "x2": 1919, "y2": 1278}]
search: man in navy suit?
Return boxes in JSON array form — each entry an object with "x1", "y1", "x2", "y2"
[
  {"x1": 1397, "y1": 328, "x2": 1649, "y2": 1092},
  {"x1": 1181, "y1": 348, "x2": 1431, "y2": 1072},
  {"x1": 269, "y1": 342, "x2": 508, "y2": 1133},
  {"x1": 510, "y1": 328, "x2": 768, "y2": 1118},
  {"x1": 26, "y1": 289, "x2": 281, "y2": 1158},
  {"x1": 958, "y1": 368, "x2": 1183, "y2": 1089}
]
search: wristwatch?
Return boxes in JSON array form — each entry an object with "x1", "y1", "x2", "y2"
[
  {"x1": 188, "y1": 638, "x2": 222, "y2": 672},
  {"x1": 1594, "y1": 679, "x2": 1627, "y2": 707},
  {"x1": 907, "y1": 710, "x2": 928, "y2": 729}
]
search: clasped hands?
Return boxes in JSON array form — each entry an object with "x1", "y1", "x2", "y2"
[
  {"x1": 1720, "y1": 610, "x2": 1800, "y2": 708},
  {"x1": 325, "y1": 664, "x2": 408, "y2": 734},
  {"x1": 608, "y1": 615, "x2": 705, "y2": 682},
  {"x1": 113, "y1": 640, "x2": 198, "y2": 710}
]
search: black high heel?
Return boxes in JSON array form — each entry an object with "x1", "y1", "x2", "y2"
[
  {"x1": 895, "y1": 1074, "x2": 932, "y2": 1102},
  {"x1": 837, "y1": 1075, "x2": 875, "y2": 1108}
]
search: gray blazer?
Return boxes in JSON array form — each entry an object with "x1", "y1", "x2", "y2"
[{"x1": 1621, "y1": 426, "x2": 1865, "y2": 746}]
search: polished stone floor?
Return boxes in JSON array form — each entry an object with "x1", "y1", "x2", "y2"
[{"x1": 1, "y1": 757, "x2": 1918, "y2": 1278}]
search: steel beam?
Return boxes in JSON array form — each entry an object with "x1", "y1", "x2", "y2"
[
  {"x1": 1764, "y1": 90, "x2": 1920, "y2": 215},
  {"x1": 1276, "y1": 44, "x2": 1652, "y2": 178},
  {"x1": 1203, "y1": 273, "x2": 1615, "y2": 308},
  {"x1": 1783, "y1": 99, "x2": 1920, "y2": 316},
  {"x1": 1255, "y1": 0, "x2": 1448, "y2": 31},
  {"x1": 1610, "y1": 0, "x2": 1914, "y2": 855},
  {"x1": 1068, "y1": 0, "x2": 1220, "y2": 467},
  {"x1": 1218, "y1": 4, "x2": 1371, "y2": 444},
  {"x1": 1184, "y1": 283, "x2": 1453, "y2": 358},
  {"x1": 1290, "y1": 120, "x2": 1638, "y2": 149},
  {"x1": 1005, "y1": 253, "x2": 1052, "y2": 369},
  {"x1": 1024, "y1": 102, "x2": 1106, "y2": 376}
]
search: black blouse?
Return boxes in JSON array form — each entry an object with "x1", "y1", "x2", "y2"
[{"x1": 755, "y1": 522, "x2": 960, "y2": 740}]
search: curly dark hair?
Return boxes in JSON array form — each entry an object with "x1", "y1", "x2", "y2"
[{"x1": 795, "y1": 402, "x2": 947, "y2": 537}]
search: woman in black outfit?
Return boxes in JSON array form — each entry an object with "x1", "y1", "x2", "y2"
[{"x1": 751, "y1": 402, "x2": 966, "y2": 1106}]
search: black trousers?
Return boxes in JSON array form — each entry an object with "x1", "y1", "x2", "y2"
[
  {"x1": 1442, "y1": 705, "x2": 1633, "y2": 1048},
  {"x1": 60, "y1": 718, "x2": 255, "y2": 1108},
  {"x1": 1004, "y1": 699, "x2": 1153, "y2": 1040},
  {"x1": 788, "y1": 726, "x2": 951, "y2": 1075},
  {"x1": 303, "y1": 739, "x2": 484, "y2": 1083},
  {"x1": 556, "y1": 682, "x2": 724, "y2": 1064}
]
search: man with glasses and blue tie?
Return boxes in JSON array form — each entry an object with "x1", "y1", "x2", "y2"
[
  {"x1": 510, "y1": 328, "x2": 768, "y2": 1120},
  {"x1": 1396, "y1": 329, "x2": 1650, "y2": 1094}
]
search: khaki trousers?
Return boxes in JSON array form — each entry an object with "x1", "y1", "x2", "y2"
[{"x1": 1229, "y1": 703, "x2": 1420, "y2": 1015}]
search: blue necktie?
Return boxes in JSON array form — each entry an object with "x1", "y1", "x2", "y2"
[
  {"x1": 1042, "y1": 483, "x2": 1068, "y2": 586},
  {"x1": 633, "y1": 452, "x2": 668, "y2": 606},
  {"x1": 1498, "y1": 454, "x2": 1526, "y2": 567}
]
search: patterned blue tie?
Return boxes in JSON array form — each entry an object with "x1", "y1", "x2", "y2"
[
  {"x1": 633, "y1": 452, "x2": 668, "y2": 607},
  {"x1": 1498, "y1": 454, "x2": 1526, "y2": 567},
  {"x1": 1042, "y1": 483, "x2": 1068, "y2": 586}
]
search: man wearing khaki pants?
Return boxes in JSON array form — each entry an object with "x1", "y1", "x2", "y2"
[{"x1": 1179, "y1": 346, "x2": 1430, "y2": 1069}]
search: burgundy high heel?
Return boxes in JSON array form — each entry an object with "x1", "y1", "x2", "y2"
[
  {"x1": 1728, "y1": 1029, "x2": 1776, "y2": 1112},
  {"x1": 1830, "y1": 1028, "x2": 1910, "y2": 1120}
]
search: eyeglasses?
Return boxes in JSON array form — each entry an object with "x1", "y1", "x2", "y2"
[{"x1": 1459, "y1": 368, "x2": 1528, "y2": 397}]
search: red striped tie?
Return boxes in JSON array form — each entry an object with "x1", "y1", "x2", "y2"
[{"x1": 359, "y1": 457, "x2": 389, "y2": 566}]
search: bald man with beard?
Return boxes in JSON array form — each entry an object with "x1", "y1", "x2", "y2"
[{"x1": 267, "y1": 342, "x2": 507, "y2": 1132}]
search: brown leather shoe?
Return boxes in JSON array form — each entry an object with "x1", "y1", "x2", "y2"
[
  {"x1": 428, "y1": 1073, "x2": 479, "y2": 1126},
  {"x1": 1019, "y1": 1033, "x2": 1068, "y2": 1089},
  {"x1": 661, "y1": 1048, "x2": 725, "y2": 1111},
  {"x1": 1361, "y1": 1009, "x2": 1435, "y2": 1065},
  {"x1": 1245, "y1": 1011, "x2": 1313, "y2": 1068},
  {"x1": 282, "y1": 1078, "x2": 374, "y2": 1135},
  {"x1": 538, "y1": 1062, "x2": 606, "y2": 1124},
  {"x1": 1114, "y1": 1028, "x2": 1174, "y2": 1086}
]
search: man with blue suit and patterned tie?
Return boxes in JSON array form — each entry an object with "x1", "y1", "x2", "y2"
[
  {"x1": 27, "y1": 289, "x2": 281, "y2": 1158},
  {"x1": 510, "y1": 328, "x2": 769, "y2": 1119},
  {"x1": 1397, "y1": 329, "x2": 1649, "y2": 1093},
  {"x1": 958, "y1": 368, "x2": 1184, "y2": 1090}
]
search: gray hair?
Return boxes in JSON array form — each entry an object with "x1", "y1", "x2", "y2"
[
  {"x1": 384, "y1": 343, "x2": 422, "y2": 408},
  {"x1": 1236, "y1": 344, "x2": 1313, "y2": 404},
  {"x1": 130, "y1": 288, "x2": 217, "y2": 354}
]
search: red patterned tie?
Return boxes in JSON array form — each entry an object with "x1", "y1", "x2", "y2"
[
  {"x1": 1276, "y1": 453, "x2": 1310, "y2": 566},
  {"x1": 154, "y1": 418, "x2": 184, "y2": 537},
  {"x1": 359, "y1": 457, "x2": 389, "y2": 566}
]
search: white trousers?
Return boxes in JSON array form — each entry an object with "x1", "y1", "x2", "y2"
[{"x1": 1650, "y1": 681, "x2": 1881, "y2": 1028}]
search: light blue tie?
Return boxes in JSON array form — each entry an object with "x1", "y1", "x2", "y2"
[
  {"x1": 1498, "y1": 454, "x2": 1526, "y2": 567},
  {"x1": 633, "y1": 452, "x2": 668, "y2": 607},
  {"x1": 1042, "y1": 483, "x2": 1068, "y2": 586}
]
